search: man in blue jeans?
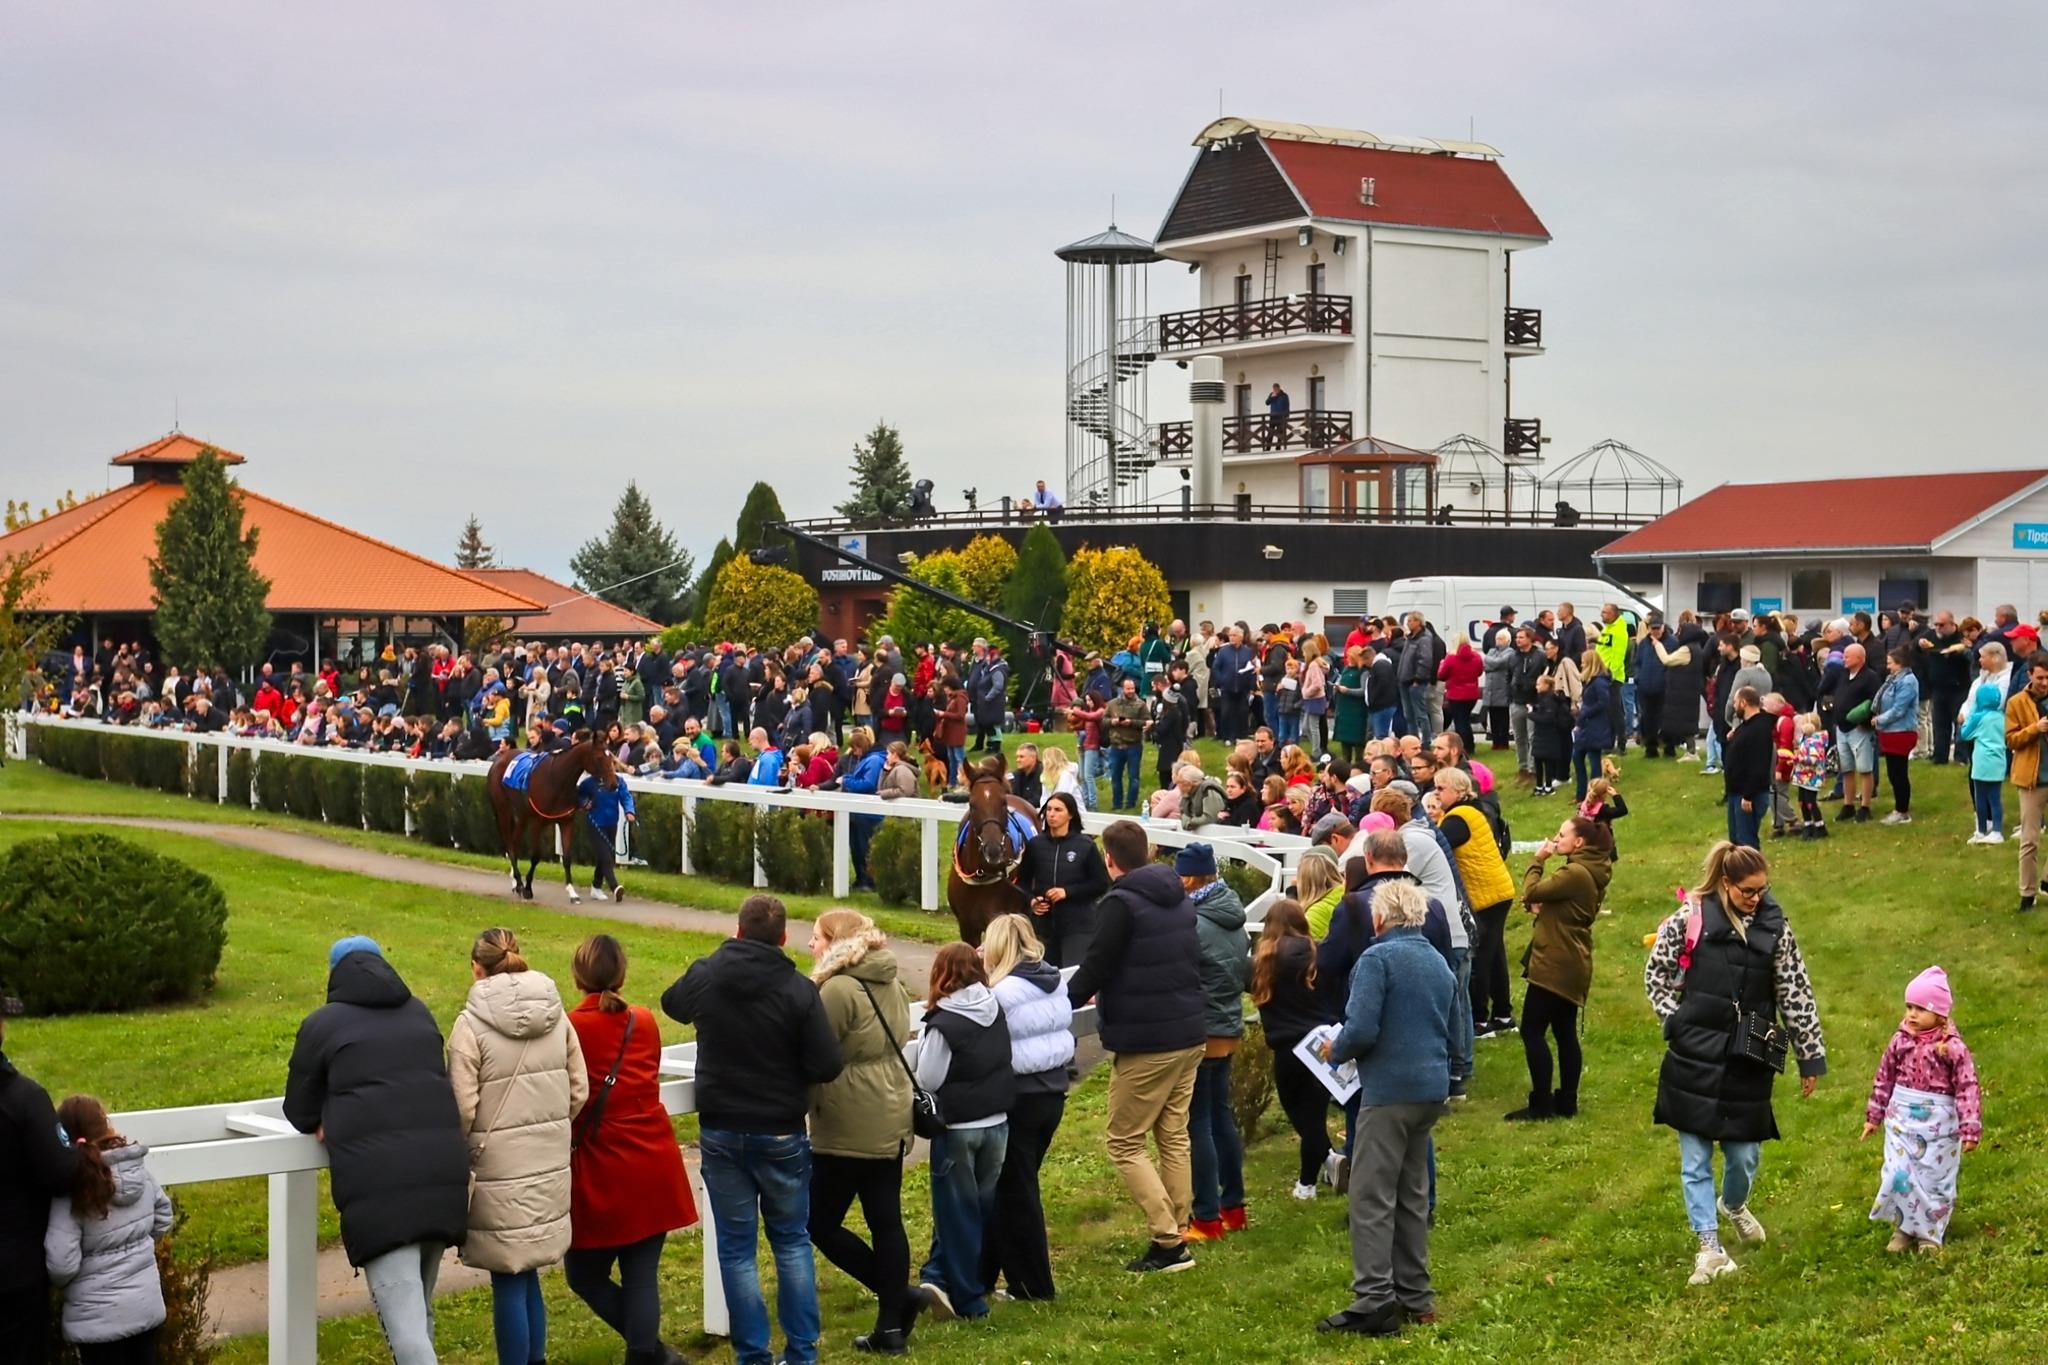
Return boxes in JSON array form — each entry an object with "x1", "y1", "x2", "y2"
[
  {"x1": 663, "y1": 896, "x2": 844, "y2": 1365},
  {"x1": 1721, "y1": 687, "x2": 1773, "y2": 850}
]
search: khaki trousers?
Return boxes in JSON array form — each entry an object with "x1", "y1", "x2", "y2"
[
  {"x1": 2019, "y1": 784, "x2": 2048, "y2": 896},
  {"x1": 1105, "y1": 1045, "x2": 1204, "y2": 1245}
]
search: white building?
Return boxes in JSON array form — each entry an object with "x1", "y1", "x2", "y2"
[
  {"x1": 1144, "y1": 116, "x2": 1551, "y2": 513},
  {"x1": 1598, "y1": 468, "x2": 2048, "y2": 624}
]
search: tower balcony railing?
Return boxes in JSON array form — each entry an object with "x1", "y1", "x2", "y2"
[
  {"x1": 1504, "y1": 416, "x2": 1543, "y2": 457},
  {"x1": 1156, "y1": 292, "x2": 1353, "y2": 351},
  {"x1": 1155, "y1": 409, "x2": 1353, "y2": 458},
  {"x1": 1505, "y1": 306, "x2": 1543, "y2": 350}
]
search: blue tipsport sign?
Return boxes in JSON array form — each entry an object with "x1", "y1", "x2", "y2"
[
  {"x1": 1749, "y1": 598, "x2": 1784, "y2": 616},
  {"x1": 2014, "y1": 523, "x2": 2048, "y2": 550}
]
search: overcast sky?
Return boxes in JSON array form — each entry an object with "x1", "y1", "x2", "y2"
[{"x1": 4, "y1": 2, "x2": 2044, "y2": 583}]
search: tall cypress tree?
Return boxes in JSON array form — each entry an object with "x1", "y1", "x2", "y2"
[
  {"x1": 835, "y1": 421, "x2": 915, "y2": 521},
  {"x1": 453, "y1": 515, "x2": 496, "y2": 569},
  {"x1": 1001, "y1": 522, "x2": 1069, "y2": 710},
  {"x1": 148, "y1": 450, "x2": 273, "y2": 671},
  {"x1": 569, "y1": 482, "x2": 693, "y2": 623}
]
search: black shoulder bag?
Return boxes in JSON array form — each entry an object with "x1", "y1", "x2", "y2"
[
  {"x1": 571, "y1": 1009, "x2": 636, "y2": 1152},
  {"x1": 858, "y1": 981, "x2": 945, "y2": 1139}
]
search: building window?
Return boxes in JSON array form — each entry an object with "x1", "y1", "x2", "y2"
[
  {"x1": 1301, "y1": 465, "x2": 1330, "y2": 513},
  {"x1": 1697, "y1": 570, "x2": 1743, "y2": 616},
  {"x1": 1307, "y1": 375, "x2": 1326, "y2": 412},
  {"x1": 1306, "y1": 262, "x2": 1326, "y2": 295},
  {"x1": 1879, "y1": 577, "x2": 1930, "y2": 613},
  {"x1": 1790, "y1": 568, "x2": 1833, "y2": 613}
]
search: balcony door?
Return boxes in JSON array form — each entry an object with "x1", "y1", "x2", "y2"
[
  {"x1": 1336, "y1": 465, "x2": 1391, "y2": 521},
  {"x1": 1233, "y1": 383, "x2": 1252, "y2": 452},
  {"x1": 1305, "y1": 262, "x2": 1326, "y2": 296}
]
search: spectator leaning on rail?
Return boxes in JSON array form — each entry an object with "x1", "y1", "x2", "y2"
[
  {"x1": 662, "y1": 895, "x2": 844, "y2": 1365},
  {"x1": 286, "y1": 937, "x2": 470, "y2": 1365}
]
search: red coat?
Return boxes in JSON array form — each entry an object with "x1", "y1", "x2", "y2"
[
  {"x1": 1438, "y1": 645, "x2": 1485, "y2": 702},
  {"x1": 566, "y1": 998, "x2": 696, "y2": 1249}
]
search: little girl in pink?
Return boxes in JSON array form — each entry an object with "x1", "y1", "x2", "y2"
[{"x1": 1862, "y1": 965, "x2": 1982, "y2": 1253}]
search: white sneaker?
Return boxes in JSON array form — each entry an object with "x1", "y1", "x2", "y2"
[
  {"x1": 1984, "y1": 830, "x2": 2006, "y2": 845},
  {"x1": 1967, "y1": 831, "x2": 1989, "y2": 845},
  {"x1": 1689, "y1": 1246, "x2": 1739, "y2": 1284},
  {"x1": 590, "y1": 887, "x2": 610, "y2": 901},
  {"x1": 1719, "y1": 1200, "x2": 1767, "y2": 1243},
  {"x1": 1879, "y1": 811, "x2": 1911, "y2": 826},
  {"x1": 1291, "y1": 1181, "x2": 1318, "y2": 1202}
]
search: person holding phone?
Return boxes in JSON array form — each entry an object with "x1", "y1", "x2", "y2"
[{"x1": 1015, "y1": 793, "x2": 1110, "y2": 968}]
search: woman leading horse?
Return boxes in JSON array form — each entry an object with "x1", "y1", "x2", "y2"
[
  {"x1": 946, "y1": 762, "x2": 1039, "y2": 945},
  {"x1": 488, "y1": 735, "x2": 616, "y2": 901}
]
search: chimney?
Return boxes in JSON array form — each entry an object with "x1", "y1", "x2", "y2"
[{"x1": 1189, "y1": 354, "x2": 1225, "y2": 507}]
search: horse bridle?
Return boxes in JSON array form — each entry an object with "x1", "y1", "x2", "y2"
[{"x1": 954, "y1": 792, "x2": 1023, "y2": 886}]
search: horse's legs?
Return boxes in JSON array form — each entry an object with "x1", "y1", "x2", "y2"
[
  {"x1": 518, "y1": 813, "x2": 541, "y2": 901},
  {"x1": 495, "y1": 794, "x2": 521, "y2": 892},
  {"x1": 559, "y1": 820, "x2": 580, "y2": 903}
]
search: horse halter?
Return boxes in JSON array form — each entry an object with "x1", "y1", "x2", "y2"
[{"x1": 954, "y1": 780, "x2": 1024, "y2": 886}]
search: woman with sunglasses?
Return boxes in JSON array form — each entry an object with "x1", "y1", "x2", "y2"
[{"x1": 1645, "y1": 842, "x2": 1828, "y2": 1288}]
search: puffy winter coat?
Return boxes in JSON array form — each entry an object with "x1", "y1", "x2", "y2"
[
  {"x1": 284, "y1": 951, "x2": 471, "y2": 1267},
  {"x1": 991, "y1": 957, "x2": 1075, "y2": 1095},
  {"x1": 1518, "y1": 847, "x2": 1611, "y2": 1009},
  {"x1": 1437, "y1": 644, "x2": 1484, "y2": 702},
  {"x1": 449, "y1": 970, "x2": 590, "y2": 1274},
  {"x1": 809, "y1": 934, "x2": 916, "y2": 1160},
  {"x1": 1191, "y1": 879, "x2": 1249, "y2": 1040},
  {"x1": 1438, "y1": 801, "x2": 1515, "y2": 910},
  {"x1": 44, "y1": 1144, "x2": 172, "y2": 1344}
]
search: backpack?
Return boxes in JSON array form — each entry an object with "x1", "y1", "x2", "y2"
[{"x1": 1474, "y1": 790, "x2": 1512, "y2": 858}]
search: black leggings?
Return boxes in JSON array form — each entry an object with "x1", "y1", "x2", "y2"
[
  {"x1": 77, "y1": 1331, "x2": 160, "y2": 1365},
  {"x1": 1270, "y1": 1042, "x2": 1335, "y2": 1186},
  {"x1": 1798, "y1": 788, "x2": 1822, "y2": 822},
  {"x1": 564, "y1": 1232, "x2": 666, "y2": 1354},
  {"x1": 1445, "y1": 699, "x2": 1477, "y2": 755},
  {"x1": 980, "y1": 1089, "x2": 1065, "y2": 1301},
  {"x1": 1534, "y1": 754, "x2": 1565, "y2": 788},
  {"x1": 1521, "y1": 984, "x2": 1582, "y2": 1104},
  {"x1": 1470, "y1": 899, "x2": 1515, "y2": 1023},
  {"x1": 587, "y1": 817, "x2": 620, "y2": 890},
  {"x1": 1885, "y1": 752, "x2": 1912, "y2": 814},
  {"x1": 808, "y1": 1152, "x2": 912, "y2": 1334}
]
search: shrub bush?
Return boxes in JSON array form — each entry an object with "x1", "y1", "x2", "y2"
[
  {"x1": 755, "y1": 807, "x2": 830, "y2": 895},
  {"x1": 189, "y1": 744, "x2": 220, "y2": 802},
  {"x1": 1232, "y1": 1017, "x2": 1276, "y2": 1141},
  {"x1": 96, "y1": 732, "x2": 137, "y2": 786},
  {"x1": 637, "y1": 791, "x2": 683, "y2": 872},
  {"x1": 254, "y1": 753, "x2": 290, "y2": 814},
  {"x1": 0, "y1": 832, "x2": 228, "y2": 1015},
  {"x1": 316, "y1": 761, "x2": 362, "y2": 828},
  {"x1": 225, "y1": 749, "x2": 253, "y2": 808},
  {"x1": 449, "y1": 776, "x2": 503, "y2": 855},
  {"x1": 35, "y1": 727, "x2": 101, "y2": 779},
  {"x1": 282, "y1": 755, "x2": 322, "y2": 822},
  {"x1": 1220, "y1": 859, "x2": 1270, "y2": 910},
  {"x1": 868, "y1": 818, "x2": 923, "y2": 906},
  {"x1": 363, "y1": 766, "x2": 408, "y2": 834},
  {"x1": 410, "y1": 771, "x2": 453, "y2": 847},
  {"x1": 136, "y1": 735, "x2": 188, "y2": 795},
  {"x1": 690, "y1": 801, "x2": 756, "y2": 883}
]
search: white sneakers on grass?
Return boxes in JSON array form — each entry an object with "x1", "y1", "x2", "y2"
[
  {"x1": 1292, "y1": 1181, "x2": 1318, "y2": 1201},
  {"x1": 1689, "y1": 1246, "x2": 1739, "y2": 1284},
  {"x1": 1719, "y1": 1200, "x2": 1767, "y2": 1243}
]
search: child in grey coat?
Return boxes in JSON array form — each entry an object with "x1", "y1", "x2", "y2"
[{"x1": 45, "y1": 1095, "x2": 173, "y2": 1364}]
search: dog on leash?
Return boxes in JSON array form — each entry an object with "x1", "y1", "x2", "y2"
[{"x1": 918, "y1": 737, "x2": 951, "y2": 794}]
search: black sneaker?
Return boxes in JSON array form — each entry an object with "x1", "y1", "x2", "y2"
[
  {"x1": 1317, "y1": 1303, "x2": 1401, "y2": 1336},
  {"x1": 2022, "y1": 896, "x2": 2037, "y2": 914},
  {"x1": 1836, "y1": 804, "x2": 1855, "y2": 822},
  {"x1": 1126, "y1": 1241, "x2": 1195, "y2": 1273},
  {"x1": 1491, "y1": 1016, "x2": 1518, "y2": 1035},
  {"x1": 1472, "y1": 1019, "x2": 1497, "y2": 1039},
  {"x1": 1855, "y1": 807, "x2": 1873, "y2": 823}
]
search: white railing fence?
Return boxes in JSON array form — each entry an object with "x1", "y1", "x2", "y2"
[
  {"x1": 6, "y1": 713, "x2": 1306, "y2": 919},
  {"x1": 118, "y1": 1004, "x2": 1098, "y2": 1364}
]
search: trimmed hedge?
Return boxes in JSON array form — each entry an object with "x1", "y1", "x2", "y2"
[
  {"x1": 282, "y1": 755, "x2": 322, "y2": 822},
  {"x1": 254, "y1": 753, "x2": 290, "y2": 813},
  {"x1": 363, "y1": 766, "x2": 408, "y2": 834},
  {"x1": 637, "y1": 791, "x2": 683, "y2": 872},
  {"x1": 1220, "y1": 858, "x2": 1269, "y2": 909},
  {"x1": 755, "y1": 807, "x2": 830, "y2": 895},
  {"x1": 449, "y1": 776, "x2": 502, "y2": 854},
  {"x1": 869, "y1": 818, "x2": 923, "y2": 906},
  {"x1": 190, "y1": 746, "x2": 219, "y2": 803},
  {"x1": 0, "y1": 832, "x2": 228, "y2": 1015},
  {"x1": 1232, "y1": 1017, "x2": 1276, "y2": 1140},
  {"x1": 316, "y1": 761, "x2": 362, "y2": 829},
  {"x1": 690, "y1": 801, "x2": 756, "y2": 883},
  {"x1": 225, "y1": 749, "x2": 253, "y2": 807},
  {"x1": 410, "y1": 771, "x2": 453, "y2": 848}
]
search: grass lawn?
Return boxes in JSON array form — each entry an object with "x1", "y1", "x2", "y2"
[{"x1": 13, "y1": 747, "x2": 2048, "y2": 1360}]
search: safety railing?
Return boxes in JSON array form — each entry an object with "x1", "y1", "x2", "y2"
[
  {"x1": 5, "y1": 714, "x2": 1306, "y2": 918},
  {"x1": 115, "y1": 1006, "x2": 1099, "y2": 1363}
]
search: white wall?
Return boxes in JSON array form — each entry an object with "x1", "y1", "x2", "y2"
[
  {"x1": 1659, "y1": 555, "x2": 2006, "y2": 623},
  {"x1": 1184, "y1": 578, "x2": 1390, "y2": 633}
]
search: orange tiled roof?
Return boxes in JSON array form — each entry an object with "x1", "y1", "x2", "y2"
[
  {"x1": 108, "y1": 433, "x2": 247, "y2": 466},
  {"x1": 0, "y1": 480, "x2": 543, "y2": 617},
  {"x1": 467, "y1": 568, "x2": 664, "y2": 638}
]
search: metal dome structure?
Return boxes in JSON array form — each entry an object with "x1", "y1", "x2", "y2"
[
  {"x1": 1431, "y1": 433, "x2": 1541, "y2": 521},
  {"x1": 1539, "y1": 439, "x2": 1683, "y2": 526}
]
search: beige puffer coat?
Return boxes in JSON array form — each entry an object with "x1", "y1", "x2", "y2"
[{"x1": 448, "y1": 969, "x2": 589, "y2": 1273}]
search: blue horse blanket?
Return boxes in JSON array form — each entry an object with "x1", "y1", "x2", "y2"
[
  {"x1": 504, "y1": 750, "x2": 544, "y2": 791},
  {"x1": 956, "y1": 807, "x2": 1036, "y2": 857}
]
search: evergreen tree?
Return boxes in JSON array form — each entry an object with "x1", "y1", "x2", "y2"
[
  {"x1": 148, "y1": 450, "x2": 273, "y2": 671},
  {"x1": 835, "y1": 420, "x2": 915, "y2": 522},
  {"x1": 1001, "y1": 523, "x2": 1069, "y2": 712},
  {"x1": 735, "y1": 481, "x2": 796, "y2": 560},
  {"x1": 569, "y1": 481, "x2": 693, "y2": 623},
  {"x1": 0, "y1": 554, "x2": 70, "y2": 721},
  {"x1": 689, "y1": 537, "x2": 734, "y2": 630},
  {"x1": 453, "y1": 515, "x2": 496, "y2": 569}
]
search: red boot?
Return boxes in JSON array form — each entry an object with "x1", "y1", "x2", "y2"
[
  {"x1": 1184, "y1": 1217, "x2": 1226, "y2": 1242},
  {"x1": 1220, "y1": 1205, "x2": 1248, "y2": 1233}
]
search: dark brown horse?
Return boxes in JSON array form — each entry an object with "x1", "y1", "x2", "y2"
[
  {"x1": 486, "y1": 739, "x2": 615, "y2": 902},
  {"x1": 945, "y1": 771, "x2": 1038, "y2": 945}
]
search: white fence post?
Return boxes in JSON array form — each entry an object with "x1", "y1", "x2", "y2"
[
  {"x1": 831, "y1": 811, "x2": 851, "y2": 898},
  {"x1": 920, "y1": 816, "x2": 940, "y2": 910},
  {"x1": 269, "y1": 1169, "x2": 319, "y2": 1365},
  {"x1": 217, "y1": 738, "x2": 229, "y2": 804},
  {"x1": 695, "y1": 1163, "x2": 726, "y2": 1336},
  {"x1": 679, "y1": 794, "x2": 696, "y2": 875}
]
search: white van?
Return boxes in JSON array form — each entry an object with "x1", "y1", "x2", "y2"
[{"x1": 1378, "y1": 576, "x2": 1658, "y2": 645}]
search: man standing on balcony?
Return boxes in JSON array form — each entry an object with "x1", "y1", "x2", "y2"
[
  {"x1": 1032, "y1": 480, "x2": 1064, "y2": 524},
  {"x1": 1265, "y1": 384, "x2": 1291, "y2": 450}
]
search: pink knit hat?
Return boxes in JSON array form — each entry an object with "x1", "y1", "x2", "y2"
[
  {"x1": 1905, "y1": 965, "x2": 1952, "y2": 1017},
  {"x1": 1358, "y1": 812, "x2": 1397, "y2": 835}
]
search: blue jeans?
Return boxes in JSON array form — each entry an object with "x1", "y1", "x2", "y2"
[
  {"x1": 1726, "y1": 794, "x2": 1763, "y2": 849},
  {"x1": 490, "y1": 1269, "x2": 545, "y2": 1365},
  {"x1": 1622, "y1": 679, "x2": 1638, "y2": 747},
  {"x1": 1370, "y1": 706, "x2": 1399, "y2": 740},
  {"x1": 1107, "y1": 745, "x2": 1141, "y2": 809},
  {"x1": 1400, "y1": 683, "x2": 1431, "y2": 738},
  {"x1": 922, "y1": 1123, "x2": 1008, "y2": 1319},
  {"x1": 1276, "y1": 712, "x2": 1300, "y2": 744},
  {"x1": 1678, "y1": 1132, "x2": 1761, "y2": 1233},
  {"x1": 1447, "y1": 947, "x2": 1474, "y2": 1083},
  {"x1": 699, "y1": 1129, "x2": 820, "y2": 1365},
  {"x1": 1077, "y1": 748, "x2": 1102, "y2": 810},
  {"x1": 849, "y1": 813, "x2": 881, "y2": 886},
  {"x1": 1572, "y1": 744, "x2": 1604, "y2": 802},
  {"x1": 1704, "y1": 726, "x2": 1723, "y2": 769},
  {"x1": 1262, "y1": 688, "x2": 1282, "y2": 735},
  {"x1": 1188, "y1": 1055, "x2": 1245, "y2": 1221},
  {"x1": 1972, "y1": 779, "x2": 2004, "y2": 833},
  {"x1": 944, "y1": 745, "x2": 966, "y2": 786}
]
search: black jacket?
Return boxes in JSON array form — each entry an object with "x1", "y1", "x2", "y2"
[
  {"x1": 1008, "y1": 765, "x2": 1044, "y2": 808},
  {"x1": 1654, "y1": 894, "x2": 1789, "y2": 1142},
  {"x1": 662, "y1": 938, "x2": 844, "y2": 1133},
  {"x1": 1254, "y1": 937, "x2": 1322, "y2": 1049},
  {"x1": 1723, "y1": 711, "x2": 1775, "y2": 800},
  {"x1": 0, "y1": 1052, "x2": 82, "y2": 1294},
  {"x1": 1659, "y1": 623, "x2": 1710, "y2": 742},
  {"x1": 283, "y1": 952, "x2": 470, "y2": 1267},
  {"x1": 1015, "y1": 828, "x2": 1111, "y2": 946},
  {"x1": 1506, "y1": 647, "x2": 1546, "y2": 705},
  {"x1": 1067, "y1": 862, "x2": 1204, "y2": 1055}
]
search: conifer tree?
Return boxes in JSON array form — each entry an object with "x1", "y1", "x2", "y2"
[
  {"x1": 835, "y1": 421, "x2": 915, "y2": 521},
  {"x1": 453, "y1": 515, "x2": 496, "y2": 570},
  {"x1": 569, "y1": 482, "x2": 692, "y2": 623},
  {"x1": 148, "y1": 450, "x2": 273, "y2": 671}
]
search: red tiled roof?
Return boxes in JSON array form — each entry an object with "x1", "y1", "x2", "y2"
[
  {"x1": 467, "y1": 568, "x2": 663, "y2": 639},
  {"x1": 1263, "y1": 140, "x2": 1548, "y2": 240},
  {"x1": 0, "y1": 480, "x2": 543, "y2": 616},
  {"x1": 1599, "y1": 469, "x2": 2048, "y2": 559},
  {"x1": 109, "y1": 433, "x2": 246, "y2": 466}
]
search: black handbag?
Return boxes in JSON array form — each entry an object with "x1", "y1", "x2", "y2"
[
  {"x1": 859, "y1": 982, "x2": 946, "y2": 1140},
  {"x1": 572, "y1": 1009, "x2": 635, "y2": 1152},
  {"x1": 1730, "y1": 1009, "x2": 1788, "y2": 1074}
]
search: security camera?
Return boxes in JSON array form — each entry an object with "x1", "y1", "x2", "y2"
[
  {"x1": 1302, "y1": 598, "x2": 1319, "y2": 615},
  {"x1": 1263, "y1": 545, "x2": 1284, "y2": 560}
]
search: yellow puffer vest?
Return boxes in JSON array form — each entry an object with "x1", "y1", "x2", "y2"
[{"x1": 1441, "y1": 804, "x2": 1515, "y2": 910}]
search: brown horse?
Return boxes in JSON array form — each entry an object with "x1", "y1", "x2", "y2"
[
  {"x1": 486, "y1": 739, "x2": 615, "y2": 902},
  {"x1": 945, "y1": 770, "x2": 1038, "y2": 945}
]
